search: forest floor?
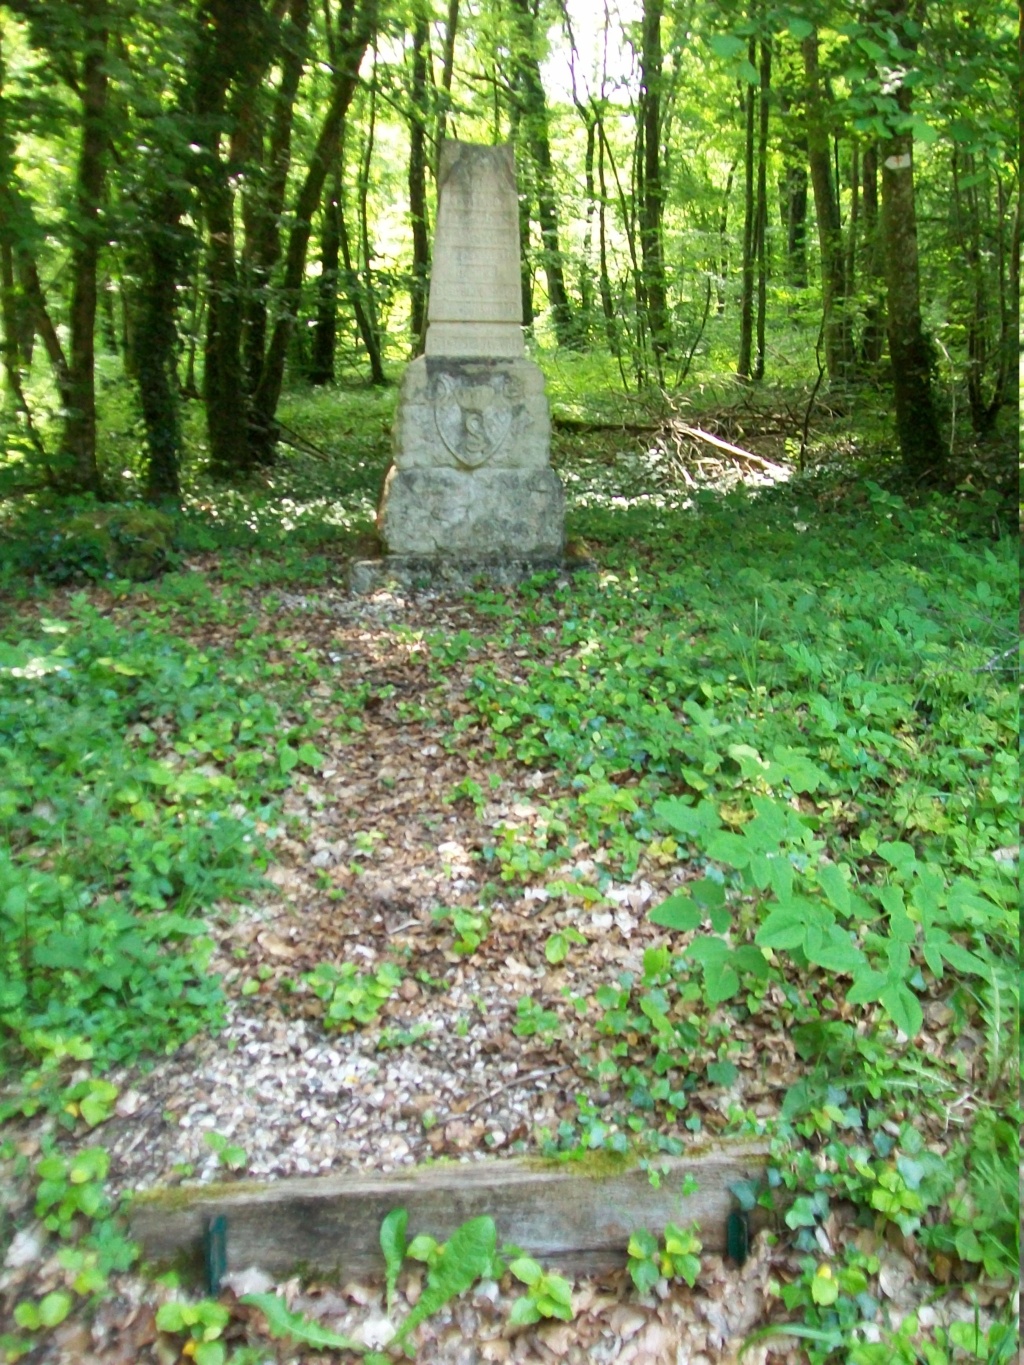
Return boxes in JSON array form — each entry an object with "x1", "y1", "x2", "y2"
[{"x1": 0, "y1": 387, "x2": 1019, "y2": 1364}]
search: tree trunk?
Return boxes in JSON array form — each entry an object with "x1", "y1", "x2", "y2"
[
  {"x1": 508, "y1": 0, "x2": 572, "y2": 345},
  {"x1": 639, "y1": 0, "x2": 669, "y2": 362},
  {"x1": 131, "y1": 193, "x2": 185, "y2": 505},
  {"x1": 337, "y1": 153, "x2": 386, "y2": 384},
  {"x1": 434, "y1": 0, "x2": 459, "y2": 170},
  {"x1": 718, "y1": 163, "x2": 734, "y2": 313},
  {"x1": 859, "y1": 143, "x2": 885, "y2": 365},
  {"x1": 737, "y1": 58, "x2": 756, "y2": 379},
  {"x1": 878, "y1": 32, "x2": 944, "y2": 480},
  {"x1": 597, "y1": 114, "x2": 616, "y2": 348},
  {"x1": 310, "y1": 168, "x2": 342, "y2": 386},
  {"x1": 249, "y1": 0, "x2": 379, "y2": 458},
  {"x1": 407, "y1": 1, "x2": 430, "y2": 354},
  {"x1": 753, "y1": 37, "x2": 771, "y2": 382},
  {"x1": 802, "y1": 33, "x2": 852, "y2": 382},
  {"x1": 242, "y1": 0, "x2": 311, "y2": 394},
  {"x1": 59, "y1": 0, "x2": 108, "y2": 494}
]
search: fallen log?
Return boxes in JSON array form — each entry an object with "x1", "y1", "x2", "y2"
[
  {"x1": 673, "y1": 424, "x2": 790, "y2": 477},
  {"x1": 130, "y1": 1139, "x2": 770, "y2": 1280}
]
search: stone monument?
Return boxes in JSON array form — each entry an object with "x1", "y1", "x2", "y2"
[{"x1": 369, "y1": 140, "x2": 564, "y2": 581}]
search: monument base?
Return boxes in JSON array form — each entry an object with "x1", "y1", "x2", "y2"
[
  {"x1": 378, "y1": 466, "x2": 565, "y2": 559},
  {"x1": 347, "y1": 553, "x2": 572, "y2": 595}
]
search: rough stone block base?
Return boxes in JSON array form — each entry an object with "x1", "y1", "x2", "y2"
[
  {"x1": 378, "y1": 466, "x2": 565, "y2": 558},
  {"x1": 347, "y1": 555, "x2": 567, "y2": 594}
]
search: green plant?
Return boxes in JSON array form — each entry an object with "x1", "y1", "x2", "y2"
[
  {"x1": 511, "y1": 996, "x2": 561, "y2": 1039},
  {"x1": 506, "y1": 1256, "x2": 574, "y2": 1326},
  {"x1": 432, "y1": 905, "x2": 491, "y2": 955},
  {"x1": 626, "y1": 1222, "x2": 702, "y2": 1293},
  {"x1": 305, "y1": 961, "x2": 403, "y2": 1030},
  {"x1": 204, "y1": 1131, "x2": 247, "y2": 1172},
  {"x1": 544, "y1": 927, "x2": 587, "y2": 964},
  {"x1": 155, "y1": 1298, "x2": 231, "y2": 1365},
  {"x1": 34, "y1": 1147, "x2": 111, "y2": 1238}
]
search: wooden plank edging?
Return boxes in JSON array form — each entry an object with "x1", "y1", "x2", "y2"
[{"x1": 129, "y1": 1139, "x2": 770, "y2": 1278}]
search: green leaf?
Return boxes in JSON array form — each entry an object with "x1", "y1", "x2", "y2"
[
  {"x1": 880, "y1": 982, "x2": 923, "y2": 1038},
  {"x1": 508, "y1": 1296, "x2": 541, "y2": 1326},
  {"x1": 786, "y1": 16, "x2": 814, "y2": 39},
  {"x1": 380, "y1": 1207, "x2": 408, "y2": 1310},
  {"x1": 846, "y1": 968, "x2": 887, "y2": 1004},
  {"x1": 14, "y1": 1301, "x2": 42, "y2": 1330},
  {"x1": 804, "y1": 925, "x2": 864, "y2": 974},
  {"x1": 195, "y1": 1344, "x2": 226, "y2": 1365},
  {"x1": 810, "y1": 1270, "x2": 839, "y2": 1306},
  {"x1": 240, "y1": 1294, "x2": 365, "y2": 1351},
  {"x1": 396, "y1": 1217, "x2": 498, "y2": 1344},
  {"x1": 817, "y1": 864, "x2": 850, "y2": 915},
  {"x1": 707, "y1": 1060, "x2": 738, "y2": 1086},
  {"x1": 628, "y1": 1255, "x2": 661, "y2": 1294},
  {"x1": 653, "y1": 797, "x2": 720, "y2": 841},
  {"x1": 705, "y1": 830, "x2": 751, "y2": 868},
  {"x1": 406, "y1": 1234, "x2": 438, "y2": 1262},
  {"x1": 755, "y1": 905, "x2": 808, "y2": 950},
  {"x1": 708, "y1": 33, "x2": 746, "y2": 59},
  {"x1": 545, "y1": 932, "x2": 569, "y2": 964},
  {"x1": 649, "y1": 892, "x2": 701, "y2": 933},
  {"x1": 156, "y1": 1301, "x2": 188, "y2": 1332},
  {"x1": 509, "y1": 1256, "x2": 543, "y2": 1288}
]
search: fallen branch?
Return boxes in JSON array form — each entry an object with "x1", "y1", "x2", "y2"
[{"x1": 674, "y1": 424, "x2": 790, "y2": 477}]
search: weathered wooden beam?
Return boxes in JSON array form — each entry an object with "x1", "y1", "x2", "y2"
[{"x1": 130, "y1": 1140, "x2": 769, "y2": 1279}]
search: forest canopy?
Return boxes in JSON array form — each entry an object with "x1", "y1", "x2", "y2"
[{"x1": 0, "y1": 0, "x2": 1018, "y2": 501}]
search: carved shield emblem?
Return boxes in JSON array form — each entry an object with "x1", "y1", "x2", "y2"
[{"x1": 434, "y1": 372, "x2": 514, "y2": 468}]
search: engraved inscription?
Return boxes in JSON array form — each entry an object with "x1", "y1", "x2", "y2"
[{"x1": 433, "y1": 371, "x2": 522, "y2": 467}]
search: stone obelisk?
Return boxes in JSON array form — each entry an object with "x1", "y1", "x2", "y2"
[{"x1": 376, "y1": 141, "x2": 564, "y2": 571}]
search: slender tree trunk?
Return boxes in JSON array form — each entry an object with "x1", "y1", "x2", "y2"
[
  {"x1": 508, "y1": 0, "x2": 572, "y2": 345},
  {"x1": 859, "y1": 143, "x2": 885, "y2": 364},
  {"x1": 753, "y1": 37, "x2": 771, "y2": 382},
  {"x1": 718, "y1": 163, "x2": 734, "y2": 313},
  {"x1": 737, "y1": 60, "x2": 756, "y2": 379},
  {"x1": 434, "y1": 0, "x2": 459, "y2": 168},
  {"x1": 878, "y1": 14, "x2": 944, "y2": 480},
  {"x1": 60, "y1": 0, "x2": 108, "y2": 494},
  {"x1": 510, "y1": 104, "x2": 535, "y2": 327},
  {"x1": 802, "y1": 33, "x2": 852, "y2": 382},
  {"x1": 337, "y1": 153, "x2": 386, "y2": 383},
  {"x1": 639, "y1": 0, "x2": 669, "y2": 363},
  {"x1": 579, "y1": 112, "x2": 596, "y2": 327},
  {"x1": 407, "y1": 2, "x2": 430, "y2": 353},
  {"x1": 0, "y1": 239, "x2": 16, "y2": 411},
  {"x1": 845, "y1": 142, "x2": 860, "y2": 299},
  {"x1": 249, "y1": 0, "x2": 379, "y2": 456},
  {"x1": 310, "y1": 168, "x2": 341, "y2": 385},
  {"x1": 357, "y1": 70, "x2": 382, "y2": 356},
  {"x1": 203, "y1": 175, "x2": 251, "y2": 475},
  {"x1": 597, "y1": 115, "x2": 616, "y2": 348},
  {"x1": 242, "y1": 0, "x2": 311, "y2": 394},
  {"x1": 781, "y1": 159, "x2": 808, "y2": 287}
]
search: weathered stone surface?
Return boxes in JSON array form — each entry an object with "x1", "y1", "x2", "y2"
[
  {"x1": 379, "y1": 467, "x2": 564, "y2": 558},
  {"x1": 375, "y1": 138, "x2": 564, "y2": 574},
  {"x1": 392, "y1": 357, "x2": 550, "y2": 471},
  {"x1": 425, "y1": 142, "x2": 523, "y2": 359}
]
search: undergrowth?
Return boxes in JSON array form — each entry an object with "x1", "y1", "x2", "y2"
[{"x1": 0, "y1": 375, "x2": 1018, "y2": 1363}]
